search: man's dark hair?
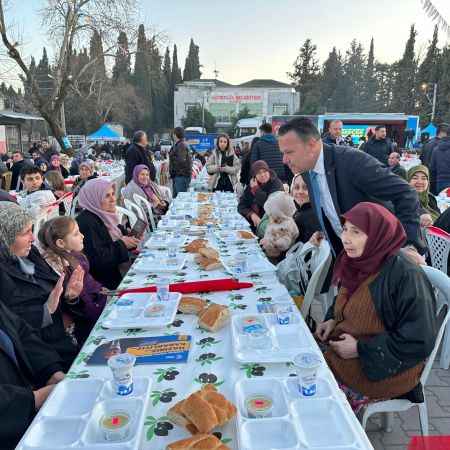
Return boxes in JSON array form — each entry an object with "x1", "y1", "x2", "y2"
[
  {"x1": 21, "y1": 165, "x2": 44, "y2": 179},
  {"x1": 375, "y1": 125, "x2": 386, "y2": 131},
  {"x1": 12, "y1": 150, "x2": 23, "y2": 155},
  {"x1": 259, "y1": 123, "x2": 272, "y2": 134},
  {"x1": 174, "y1": 127, "x2": 185, "y2": 140},
  {"x1": 278, "y1": 118, "x2": 321, "y2": 141},
  {"x1": 437, "y1": 123, "x2": 449, "y2": 136},
  {"x1": 133, "y1": 130, "x2": 146, "y2": 144}
]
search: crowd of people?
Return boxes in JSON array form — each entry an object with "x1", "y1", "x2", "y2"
[{"x1": 0, "y1": 117, "x2": 449, "y2": 449}]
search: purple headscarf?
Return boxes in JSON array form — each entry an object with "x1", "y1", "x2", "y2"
[
  {"x1": 132, "y1": 164, "x2": 159, "y2": 203},
  {"x1": 78, "y1": 178, "x2": 123, "y2": 241}
]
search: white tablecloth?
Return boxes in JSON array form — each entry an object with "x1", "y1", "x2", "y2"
[{"x1": 29, "y1": 191, "x2": 373, "y2": 450}]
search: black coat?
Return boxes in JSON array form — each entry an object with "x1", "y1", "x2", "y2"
[
  {"x1": 430, "y1": 137, "x2": 450, "y2": 193},
  {"x1": 293, "y1": 202, "x2": 321, "y2": 243},
  {"x1": 363, "y1": 137, "x2": 393, "y2": 166},
  {"x1": 238, "y1": 171, "x2": 284, "y2": 220},
  {"x1": 0, "y1": 247, "x2": 78, "y2": 370},
  {"x1": 302, "y1": 144, "x2": 422, "y2": 251},
  {"x1": 0, "y1": 302, "x2": 62, "y2": 450},
  {"x1": 250, "y1": 134, "x2": 291, "y2": 183},
  {"x1": 326, "y1": 254, "x2": 437, "y2": 382},
  {"x1": 169, "y1": 140, "x2": 192, "y2": 178},
  {"x1": 391, "y1": 164, "x2": 407, "y2": 180},
  {"x1": 239, "y1": 150, "x2": 252, "y2": 186},
  {"x1": 420, "y1": 136, "x2": 441, "y2": 168},
  {"x1": 125, "y1": 143, "x2": 156, "y2": 183},
  {"x1": 76, "y1": 210, "x2": 129, "y2": 289}
]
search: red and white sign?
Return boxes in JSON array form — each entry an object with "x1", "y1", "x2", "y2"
[{"x1": 210, "y1": 94, "x2": 262, "y2": 104}]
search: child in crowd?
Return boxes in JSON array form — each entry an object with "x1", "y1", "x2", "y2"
[
  {"x1": 38, "y1": 216, "x2": 107, "y2": 345},
  {"x1": 20, "y1": 166, "x2": 56, "y2": 217},
  {"x1": 261, "y1": 191, "x2": 299, "y2": 259}
]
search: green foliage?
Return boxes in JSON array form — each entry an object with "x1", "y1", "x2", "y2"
[
  {"x1": 183, "y1": 38, "x2": 202, "y2": 81},
  {"x1": 181, "y1": 105, "x2": 216, "y2": 132}
]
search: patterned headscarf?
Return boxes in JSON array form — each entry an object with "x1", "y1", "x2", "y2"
[{"x1": 0, "y1": 201, "x2": 33, "y2": 260}]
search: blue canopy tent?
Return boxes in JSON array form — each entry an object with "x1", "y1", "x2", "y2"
[
  {"x1": 87, "y1": 124, "x2": 125, "y2": 142},
  {"x1": 420, "y1": 123, "x2": 437, "y2": 139}
]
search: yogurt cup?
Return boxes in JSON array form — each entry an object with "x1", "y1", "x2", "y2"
[
  {"x1": 293, "y1": 352, "x2": 322, "y2": 397},
  {"x1": 245, "y1": 394, "x2": 273, "y2": 418},
  {"x1": 107, "y1": 353, "x2": 136, "y2": 396},
  {"x1": 100, "y1": 411, "x2": 131, "y2": 441}
]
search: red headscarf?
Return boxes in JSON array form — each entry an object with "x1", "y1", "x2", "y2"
[{"x1": 332, "y1": 202, "x2": 406, "y2": 298}]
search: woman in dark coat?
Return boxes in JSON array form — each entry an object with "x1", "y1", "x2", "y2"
[
  {"x1": 0, "y1": 301, "x2": 65, "y2": 450},
  {"x1": 0, "y1": 202, "x2": 82, "y2": 371},
  {"x1": 316, "y1": 202, "x2": 437, "y2": 412},
  {"x1": 290, "y1": 173, "x2": 321, "y2": 243},
  {"x1": 76, "y1": 178, "x2": 140, "y2": 289},
  {"x1": 238, "y1": 160, "x2": 284, "y2": 229}
]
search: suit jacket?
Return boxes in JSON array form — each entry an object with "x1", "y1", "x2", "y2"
[
  {"x1": 0, "y1": 302, "x2": 62, "y2": 450},
  {"x1": 125, "y1": 143, "x2": 156, "y2": 183},
  {"x1": 302, "y1": 144, "x2": 421, "y2": 251}
]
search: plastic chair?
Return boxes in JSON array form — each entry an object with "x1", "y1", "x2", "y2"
[
  {"x1": 132, "y1": 194, "x2": 156, "y2": 231},
  {"x1": 124, "y1": 198, "x2": 146, "y2": 222},
  {"x1": 116, "y1": 206, "x2": 138, "y2": 228},
  {"x1": 70, "y1": 195, "x2": 79, "y2": 218},
  {"x1": 424, "y1": 226, "x2": 450, "y2": 274},
  {"x1": 361, "y1": 266, "x2": 450, "y2": 435},
  {"x1": 300, "y1": 240, "x2": 333, "y2": 317}
]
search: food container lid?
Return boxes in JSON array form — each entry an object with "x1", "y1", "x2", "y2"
[
  {"x1": 107, "y1": 353, "x2": 136, "y2": 369},
  {"x1": 293, "y1": 352, "x2": 322, "y2": 369}
]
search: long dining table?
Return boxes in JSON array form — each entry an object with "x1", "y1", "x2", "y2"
[{"x1": 17, "y1": 188, "x2": 374, "y2": 450}]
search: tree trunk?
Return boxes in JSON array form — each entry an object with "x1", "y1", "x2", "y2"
[{"x1": 39, "y1": 109, "x2": 74, "y2": 157}]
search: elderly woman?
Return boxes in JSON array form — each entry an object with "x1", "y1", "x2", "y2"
[
  {"x1": 407, "y1": 165, "x2": 440, "y2": 227},
  {"x1": 72, "y1": 160, "x2": 98, "y2": 197},
  {"x1": 238, "y1": 160, "x2": 284, "y2": 229},
  {"x1": 122, "y1": 164, "x2": 170, "y2": 216},
  {"x1": 316, "y1": 202, "x2": 437, "y2": 412},
  {"x1": 290, "y1": 173, "x2": 321, "y2": 243},
  {"x1": 76, "y1": 178, "x2": 140, "y2": 289},
  {"x1": 0, "y1": 202, "x2": 82, "y2": 370},
  {"x1": 206, "y1": 133, "x2": 240, "y2": 192},
  {"x1": 49, "y1": 154, "x2": 69, "y2": 178}
]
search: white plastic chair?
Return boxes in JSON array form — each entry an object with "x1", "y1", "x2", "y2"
[
  {"x1": 124, "y1": 198, "x2": 146, "y2": 222},
  {"x1": 300, "y1": 240, "x2": 333, "y2": 317},
  {"x1": 361, "y1": 266, "x2": 450, "y2": 435},
  {"x1": 424, "y1": 226, "x2": 450, "y2": 274},
  {"x1": 70, "y1": 195, "x2": 79, "y2": 218},
  {"x1": 132, "y1": 193, "x2": 156, "y2": 231},
  {"x1": 116, "y1": 206, "x2": 138, "y2": 228}
]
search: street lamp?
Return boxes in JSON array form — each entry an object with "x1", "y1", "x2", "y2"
[{"x1": 421, "y1": 82, "x2": 437, "y2": 123}]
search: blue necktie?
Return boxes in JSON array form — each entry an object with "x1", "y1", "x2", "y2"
[
  {"x1": 309, "y1": 171, "x2": 326, "y2": 233},
  {"x1": 0, "y1": 328, "x2": 18, "y2": 366}
]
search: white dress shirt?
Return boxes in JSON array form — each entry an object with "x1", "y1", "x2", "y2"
[{"x1": 312, "y1": 147, "x2": 343, "y2": 236}]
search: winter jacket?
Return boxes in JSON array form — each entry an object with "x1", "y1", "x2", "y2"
[
  {"x1": 250, "y1": 134, "x2": 290, "y2": 183},
  {"x1": 430, "y1": 137, "x2": 450, "y2": 193},
  {"x1": 363, "y1": 137, "x2": 393, "y2": 166},
  {"x1": 169, "y1": 140, "x2": 192, "y2": 178},
  {"x1": 238, "y1": 170, "x2": 284, "y2": 220},
  {"x1": 0, "y1": 246, "x2": 79, "y2": 371},
  {"x1": 76, "y1": 209, "x2": 130, "y2": 290},
  {"x1": 326, "y1": 253, "x2": 437, "y2": 382},
  {"x1": 206, "y1": 148, "x2": 240, "y2": 191},
  {"x1": 125, "y1": 143, "x2": 156, "y2": 183},
  {"x1": 293, "y1": 202, "x2": 321, "y2": 243},
  {"x1": 391, "y1": 164, "x2": 407, "y2": 180},
  {"x1": 0, "y1": 301, "x2": 63, "y2": 450},
  {"x1": 420, "y1": 136, "x2": 441, "y2": 169}
]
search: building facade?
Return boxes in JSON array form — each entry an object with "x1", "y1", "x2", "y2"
[{"x1": 174, "y1": 79, "x2": 300, "y2": 130}]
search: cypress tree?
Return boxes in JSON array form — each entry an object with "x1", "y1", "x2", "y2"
[
  {"x1": 171, "y1": 44, "x2": 182, "y2": 87},
  {"x1": 89, "y1": 30, "x2": 106, "y2": 79},
  {"x1": 112, "y1": 31, "x2": 131, "y2": 83},
  {"x1": 183, "y1": 38, "x2": 202, "y2": 81},
  {"x1": 134, "y1": 24, "x2": 148, "y2": 93}
]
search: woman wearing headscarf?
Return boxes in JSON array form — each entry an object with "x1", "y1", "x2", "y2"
[
  {"x1": 0, "y1": 202, "x2": 82, "y2": 371},
  {"x1": 121, "y1": 164, "x2": 170, "y2": 216},
  {"x1": 72, "y1": 160, "x2": 98, "y2": 198},
  {"x1": 49, "y1": 154, "x2": 69, "y2": 178},
  {"x1": 238, "y1": 160, "x2": 284, "y2": 230},
  {"x1": 316, "y1": 202, "x2": 437, "y2": 412},
  {"x1": 407, "y1": 165, "x2": 441, "y2": 227},
  {"x1": 206, "y1": 133, "x2": 240, "y2": 192},
  {"x1": 76, "y1": 178, "x2": 140, "y2": 289}
]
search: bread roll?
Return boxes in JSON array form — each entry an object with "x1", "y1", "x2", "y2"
[
  {"x1": 198, "y1": 247, "x2": 219, "y2": 260},
  {"x1": 198, "y1": 304, "x2": 230, "y2": 332},
  {"x1": 185, "y1": 239, "x2": 208, "y2": 253},
  {"x1": 179, "y1": 296, "x2": 207, "y2": 315},
  {"x1": 167, "y1": 434, "x2": 230, "y2": 450},
  {"x1": 238, "y1": 230, "x2": 254, "y2": 240}
]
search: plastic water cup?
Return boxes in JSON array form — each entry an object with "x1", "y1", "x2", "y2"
[
  {"x1": 276, "y1": 304, "x2": 293, "y2": 325},
  {"x1": 167, "y1": 241, "x2": 177, "y2": 258},
  {"x1": 107, "y1": 353, "x2": 136, "y2": 396},
  {"x1": 293, "y1": 352, "x2": 322, "y2": 397},
  {"x1": 156, "y1": 278, "x2": 170, "y2": 301},
  {"x1": 161, "y1": 217, "x2": 169, "y2": 227},
  {"x1": 234, "y1": 254, "x2": 248, "y2": 275}
]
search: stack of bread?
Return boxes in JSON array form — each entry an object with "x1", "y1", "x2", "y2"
[
  {"x1": 194, "y1": 247, "x2": 222, "y2": 271},
  {"x1": 179, "y1": 296, "x2": 230, "y2": 332},
  {"x1": 237, "y1": 230, "x2": 254, "y2": 240},
  {"x1": 166, "y1": 384, "x2": 236, "y2": 450},
  {"x1": 184, "y1": 239, "x2": 208, "y2": 254},
  {"x1": 197, "y1": 193, "x2": 212, "y2": 202}
]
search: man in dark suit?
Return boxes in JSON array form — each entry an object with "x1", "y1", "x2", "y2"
[
  {"x1": 125, "y1": 131, "x2": 156, "y2": 183},
  {"x1": 278, "y1": 118, "x2": 422, "y2": 255}
]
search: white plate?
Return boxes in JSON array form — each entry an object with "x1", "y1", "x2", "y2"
[
  {"x1": 231, "y1": 314, "x2": 311, "y2": 363},
  {"x1": 133, "y1": 255, "x2": 187, "y2": 273},
  {"x1": 144, "y1": 234, "x2": 187, "y2": 249},
  {"x1": 102, "y1": 293, "x2": 181, "y2": 329},
  {"x1": 16, "y1": 377, "x2": 152, "y2": 450}
]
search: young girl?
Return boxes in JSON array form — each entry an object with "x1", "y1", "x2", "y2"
[{"x1": 38, "y1": 216, "x2": 107, "y2": 344}]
